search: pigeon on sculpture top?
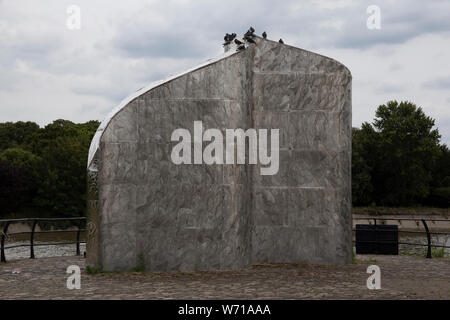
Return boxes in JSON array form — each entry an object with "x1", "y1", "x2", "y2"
[
  {"x1": 245, "y1": 37, "x2": 256, "y2": 44},
  {"x1": 243, "y1": 26, "x2": 256, "y2": 45},
  {"x1": 223, "y1": 33, "x2": 237, "y2": 46},
  {"x1": 244, "y1": 27, "x2": 255, "y2": 38},
  {"x1": 223, "y1": 33, "x2": 231, "y2": 45},
  {"x1": 279, "y1": 38, "x2": 284, "y2": 44},
  {"x1": 222, "y1": 27, "x2": 274, "y2": 51}
]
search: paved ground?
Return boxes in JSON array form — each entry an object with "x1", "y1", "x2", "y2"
[{"x1": 0, "y1": 254, "x2": 449, "y2": 299}]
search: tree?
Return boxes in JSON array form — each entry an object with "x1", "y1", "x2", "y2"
[
  {"x1": 0, "y1": 159, "x2": 31, "y2": 217},
  {"x1": 0, "y1": 119, "x2": 100, "y2": 219},
  {"x1": 427, "y1": 144, "x2": 450, "y2": 207},
  {"x1": 367, "y1": 101, "x2": 441, "y2": 206},
  {"x1": 352, "y1": 127, "x2": 375, "y2": 206},
  {"x1": 29, "y1": 119, "x2": 78, "y2": 154},
  {"x1": 0, "y1": 147, "x2": 41, "y2": 175},
  {"x1": 0, "y1": 148, "x2": 42, "y2": 211},
  {"x1": 32, "y1": 120, "x2": 99, "y2": 218},
  {"x1": 0, "y1": 121, "x2": 40, "y2": 152}
]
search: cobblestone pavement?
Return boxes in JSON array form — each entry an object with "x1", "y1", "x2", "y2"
[{"x1": 0, "y1": 254, "x2": 449, "y2": 299}]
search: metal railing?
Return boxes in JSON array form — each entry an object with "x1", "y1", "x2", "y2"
[
  {"x1": 0, "y1": 217, "x2": 86, "y2": 263},
  {"x1": 353, "y1": 217, "x2": 450, "y2": 258}
]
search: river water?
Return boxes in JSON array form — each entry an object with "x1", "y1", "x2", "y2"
[
  {"x1": 398, "y1": 235, "x2": 450, "y2": 257},
  {"x1": 3, "y1": 241, "x2": 86, "y2": 261}
]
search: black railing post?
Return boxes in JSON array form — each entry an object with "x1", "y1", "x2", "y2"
[
  {"x1": 30, "y1": 220, "x2": 38, "y2": 259},
  {"x1": 1, "y1": 221, "x2": 11, "y2": 263},
  {"x1": 421, "y1": 219, "x2": 432, "y2": 259},
  {"x1": 76, "y1": 226, "x2": 81, "y2": 256}
]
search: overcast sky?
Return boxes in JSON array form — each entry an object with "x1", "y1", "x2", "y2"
[{"x1": 1, "y1": 0, "x2": 449, "y2": 144}]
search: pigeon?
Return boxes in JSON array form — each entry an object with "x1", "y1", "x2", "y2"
[
  {"x1": 236, "y1": 44, "x2": 246, "y2": 51},
  {"x1": 245, "y1": 26, "x2": 255, "y2": 37},
  {"x1": 223, "y1": 33, "x2": 232, "y2": 45},
  {"x1": 245, "y1": 36, "x2": 256, "y2": 44},
  {"x1": 224, "y1": 33, "x2": 237, "y2": 41},
  {"x1": 234, "y1": 39, "x2": 244, "y2": 45},
  {"x1": 262, "y1": 31, "x2": 267, "y2": 39},
  {"x1": 279, "y1": 38, "x2": 284, "y2": 44}
]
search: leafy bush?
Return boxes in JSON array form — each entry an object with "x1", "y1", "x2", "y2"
[{"x1": 0, "y1": 120, "x2": 100, "y2": 220}]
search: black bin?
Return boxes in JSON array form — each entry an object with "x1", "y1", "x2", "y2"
[{"x1": 355, "y1": 224, "x2": 398, "y2": 255}]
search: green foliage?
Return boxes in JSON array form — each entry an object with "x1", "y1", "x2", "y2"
[
  {"x1": 34, "y1": 129, "x2": 91, "y2": 218},
  {"x1": 431, "y1": 247, "x2": 446, "y2": 258},
  {"x1": 0, "y1": 119, "x2": 100, "y2": 220},
  {"x1": 86, "y1": 265, "x2": 101, "y2": 274},
  {"x1": 352, "y1": 100, "x2": 447, "y2": 207},
  {"x1": 0, "y1": 148, "x2": 42, "y2": 214},
  {"x1": 373, "y1": 101, "x2": 441, "y2": 205},
  {"x1": 351, "y1": 249, "x2": 359, "y2": 264},
  {"x1": 427, "y1": 145, "x2": 450, "y2": 207},
  {"x1": 0, "y1": 159, "x2": 31, "y2": 215},
  {"x1": 0, "y1": 147, "x2": 40, "y2": 169},
  {"x1": 132, "y1": 251, "x2": 146, "y2": 272},
  {"x1": 352, "y1": 126, "x2": 375, "y2": 206},
  {"x1": 429, "y1": 187, "x2": 450, "y2": 208},
  {"x1": 0, "y1": 121, "x2": 39, "y2": 151}
]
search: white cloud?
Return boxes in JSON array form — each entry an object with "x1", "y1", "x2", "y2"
[
  {"x1": 312, "y1": 0, "x2": 357, "y2": 10},
  {"x1": 319, "y1": 19, "x2": 345, "y2": 31},
  {"x1": 318, "y1": 32, "x2": 450, "y2": 144}
]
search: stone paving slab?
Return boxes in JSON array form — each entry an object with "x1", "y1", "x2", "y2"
[{"x1": 0, "y1": 254, "x2": 449, "y2": 299}]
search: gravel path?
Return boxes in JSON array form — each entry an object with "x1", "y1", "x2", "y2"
[{"x1": 1, "y1": 254, "x2": 450, "y2": 299}]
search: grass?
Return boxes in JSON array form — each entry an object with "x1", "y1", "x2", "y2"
[
  {"x1": 131, "y1": 265, "x2": 145, "y2": 272},
  {"x1": 431, "y1": 247, "x2": 446, "y2": 258},
  {"x1": 86, "y1": 265, "x2": 124, "y2": 275},
  {"x1": 100, "y1": 270, "x2": 122, "y2": 274},
  {"x1": 86, "y1": 251, "x2": 147, "y2": 274},
  {"x1": 352, "y1": 250, "x2": 360, "y2": 264},
  {"x1": 86, "y1": 265, "x2": 101, "y2": 274},
  {"x1": 131, "y1": 251, "x2": 146, "y2": 272}
]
